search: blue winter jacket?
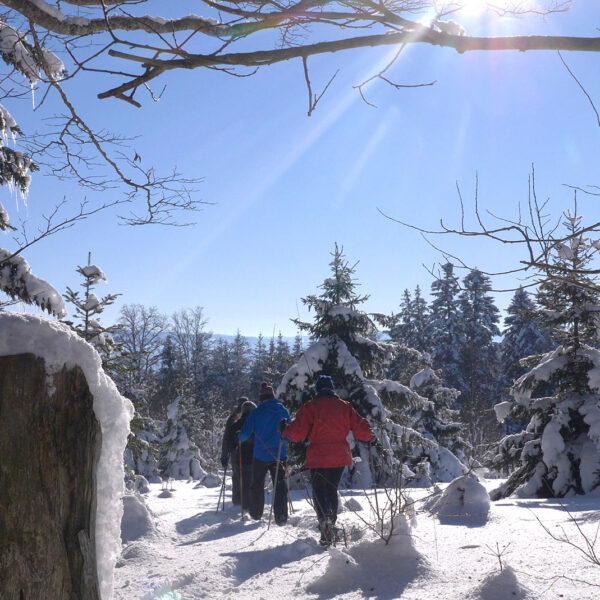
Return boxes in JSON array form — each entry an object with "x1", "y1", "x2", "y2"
[{"x1": 238, "y1": 398, "x2": 290, "y2": 462}]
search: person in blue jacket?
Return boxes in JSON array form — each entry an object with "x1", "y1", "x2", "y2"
[{"x1": 238, "y1": 381, "x2": 290, "y2": 525}]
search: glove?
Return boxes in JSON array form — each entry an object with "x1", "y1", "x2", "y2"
[
  {"x1": 220, "y1": 456, "x2": 229, "y2": 468},
  {"x1": 277, "y1": 418, "x2": 287, "y2": 434}
]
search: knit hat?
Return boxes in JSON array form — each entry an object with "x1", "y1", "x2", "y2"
[
  {"x1": 241, "y1": 400, "x2": 257, "y2": 414},
  {"x1": 237, "y1": 396, "x2": 249, "y2": 409},
  {"x1": 258, "y1": 381, "x2": 275, "y2": 401},
  {"x1": 315, "y1": 374, "x2": 335, "y2": 394}
]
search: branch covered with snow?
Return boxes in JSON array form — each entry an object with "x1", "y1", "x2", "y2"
[{"x1": 0, "y1": 248, "x2": 66, "y2": 317}]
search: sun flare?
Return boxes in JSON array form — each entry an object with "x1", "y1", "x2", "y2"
[{"x1": 458, "y1": 0, "x2": 517, "y2": 15}]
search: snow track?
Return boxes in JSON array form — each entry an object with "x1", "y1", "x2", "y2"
[{"x1": 114, "y1": 481, "x2": 600, "y2": 599}]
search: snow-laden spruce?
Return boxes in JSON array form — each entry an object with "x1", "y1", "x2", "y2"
[
  {"x1": 125, "y1": 397, "x2": 212, "y2": 484},
  {"x1": 0, "y1": 312, "x2": 133, "y2": 600},
  {"x1": 490, "y1": 210, "x2": 600, "y2": 499}
]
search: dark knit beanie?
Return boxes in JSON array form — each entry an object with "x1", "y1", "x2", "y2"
[
  {"x1": 315, "y1": 374, "x2": 335, "y2": 394},
  {"x1": 259, "y1": 381, "x2": 275, "y2": 400},
  {"x1": 241, "y1": 400, "x2": 256, "y2": 414}
]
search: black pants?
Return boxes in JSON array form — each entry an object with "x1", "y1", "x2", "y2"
[
  {"x1": 311, "y1": 467, "x2": 345, "y2": 524},
  {"x1": 249, "y1": 458, "x2": 288, "y2": 524},
  {"x1": 231, "y1": 455, "x2": 241, "y2": 505},
  {"x1": 239, "y1": 463, "x2": 253, "y2": 512}
]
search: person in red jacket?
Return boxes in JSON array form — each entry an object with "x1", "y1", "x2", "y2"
[{"x1": 281, "y1": 374, "x2": 373, "y2": 545}]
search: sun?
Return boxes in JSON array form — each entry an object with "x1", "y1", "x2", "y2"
[
  {"x1": 459, "y1": 0, "x2": 492, "y2": 14},
  {"x1": 458, "y1": 0, "x2": 526, "y2": 14}
]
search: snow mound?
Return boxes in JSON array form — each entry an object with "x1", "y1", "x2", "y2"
[
  {"x1": 306, "y1": 514, "x2": 427, "y2": 596},
  {"x1": 121, "y1": 493, "x2": 155, "y2": 543},
  {"x1": 425, "y1": 475, "x2": 490, "y2": 524},
  {"x1": 134, "y1": 475, "x2": 150, "y2": 494},
  {"x1": 472, "y1": 566, "x2": 535, "y2": 600},
  {"x1": 202, "y1": 472, "x2": 221, "y2": 488}
]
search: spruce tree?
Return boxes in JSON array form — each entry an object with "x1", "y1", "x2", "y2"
[
  {"x1": 429, "y1": 263, "x2": 463, "y2": 392},
  {"x1": 250, "y1": 333, "x2": 269, "y2": 388},
  {"x1": 410, "y1": 285, "x2": 432, "y2": 353},
  {"x1": 491, "y1": 209, "x2": 600, "y2": 498},
  {"x1": 500, "y1": 288, "x2": 551, "y2": 390},
  {"x1": 409, "y1": 366, "x2": 468, "y2": 479},
  {"x1": 458, "y1": 268, "x2": 501, "y2": 449},
  {"x1": 229, "y1": 330, "x2": 251, "y2": 398},
  {"x1": 63, "y1": 252, "x2": 121, "y2": 369},
  {"x1": 150, "y1": 335, "x2": 182, "y2": 418},
  {"x1": 160, "y1": 397, "x2": 207, "y2": 480},
  {"x1": 498, "y1": 288, "x2": 553, "y2": 434}
]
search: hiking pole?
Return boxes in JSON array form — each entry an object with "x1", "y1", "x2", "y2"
[
  {"x1": 267, "y1": 436, "x2": 284, "y2": 530},
  {"x1": 239, "y1": 444, "x2": 244, "y2": 520},
  {"x1": 216, "y1": 462, "x2": 227, "y2": 513},
  {"x1": 285, "y1": 463, "x2": 294, "y2": 514}
]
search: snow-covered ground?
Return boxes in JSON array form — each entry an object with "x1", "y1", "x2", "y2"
[{"x1": 115, "y1": 478, "x2": 600, "y2": 599}]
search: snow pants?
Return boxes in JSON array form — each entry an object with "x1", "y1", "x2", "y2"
[
  {"x1": 231, "y1": 454, "x2": 241, "y2": 505},
  {"x1": 311, "y1": 467, "x2": 345, "y2": 524},
  {"x1": 248, "y1": 458, "x2": 288, "y2": 524}
]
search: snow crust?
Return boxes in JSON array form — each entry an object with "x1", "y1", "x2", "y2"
[{"x1": 0, "y1": 312, "x2": 134, "y2": 600}]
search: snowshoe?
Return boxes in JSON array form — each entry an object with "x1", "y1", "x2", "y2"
[{"x1": 318, "y1": 518, "x2": 337, "y2": 547}]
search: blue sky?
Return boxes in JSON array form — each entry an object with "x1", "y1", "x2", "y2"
[{"x1": 8, "y1": 2, "x2": 600, "y2": 337}]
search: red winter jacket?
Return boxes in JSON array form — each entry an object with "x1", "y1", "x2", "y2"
[{"x1": 282, "y1": 394, "x2": 373, "y2": 468}]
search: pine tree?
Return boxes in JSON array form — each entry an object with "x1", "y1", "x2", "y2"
[
  {"x1": 429, "y1": 263, "x2": 463, "y2": 392},
  {"x1": 229, "y1": 330, "x2": 251, "y2": 398},
  {"x1": 207, "y1": 338, "x2": 234, "y2": 403},
  {"x1": 63, "y1": 252, "x2": 122, "y2": 369},
  {"x1": 410, "y1": 285, "x2": 432, "y2": 353},
  {"x1": 250, "y1": 333, "x2": 269, "y2": 388},
  {"x1": 458, "y1": 268, "x2": 501, "y2": 449},
  {"x1": 490, "y1": 209, "x2": 600, "y2": 498},
  {"x1": 292, "y1": 332, "x2": 304, "y2": 359},
  {"x1": 149, "y1": 335, "x2": 182, "y2": 418},
  {"x1": 387, "y1": 286, "x2": 432, "y2": 384},
  {"x1": 498, "y1": 287, "x2": 553, "y2": 434},
  {"x1": 500, "y1": 288, "x2": 551, "y2": 388},
  {"x1": 160, "y1": 397, "x2": 207, "y2": 480},
  {"x1": 409, "y1": 366, "x2": 468, "y2": 479},
  {"x1": 409, "y1": 368, "x2": 464, "y2": 449},
  {"x1": 389, "y1": 289, "x2": 413, "y2": 346}
]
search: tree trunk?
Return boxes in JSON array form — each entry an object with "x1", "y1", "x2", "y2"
[{"x1": 0, "y1": 353, "x2": 102, "y2": 600}]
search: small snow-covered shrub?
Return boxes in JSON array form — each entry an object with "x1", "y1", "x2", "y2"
[
  {"x1": 121, "y1": 493, "x2": 155, "y2": 543},
  {"x1": 473, "y1": 565, "x2": 534, "y2": 600},
  {"x1": 425, "y1": 475, "x2": 490, "y2": 521}
]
